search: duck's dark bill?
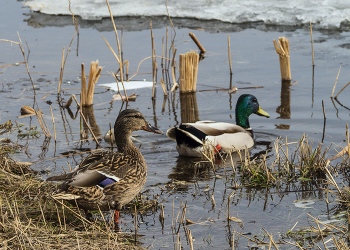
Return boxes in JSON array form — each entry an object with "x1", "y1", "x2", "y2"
[
  {"x1": 142, "y1": 123, "x2": 163, "y2": 134},
  {"x1": 256, "y1": 107, "x2": 270, "y2": 118}
]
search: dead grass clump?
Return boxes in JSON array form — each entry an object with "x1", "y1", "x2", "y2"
[
  {"x1": 0, "y1": 120, "x2": 13, "y2": 135},
  {"x1": 284, "y1": 213, "x2": 348, "y2": 249},
  {"x1": 0, "y1": 145, "x2": 141, "y2": 249}
]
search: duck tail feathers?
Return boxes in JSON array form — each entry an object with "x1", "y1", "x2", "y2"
[
  {"x1": 166, "y1": 127, "x2": 177, "y2": 141},
  {"x1": 47, "y1": 172, "x2": 75, "y2": 182}
]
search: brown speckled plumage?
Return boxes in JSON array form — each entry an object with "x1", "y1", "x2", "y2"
[{"x1": 47, "y1": 109, "x2": 162, "y2": 211}]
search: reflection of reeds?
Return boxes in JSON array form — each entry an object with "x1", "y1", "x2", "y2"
[{"x1": 180, "y1": 92, "x2": 199, "y2": 123}]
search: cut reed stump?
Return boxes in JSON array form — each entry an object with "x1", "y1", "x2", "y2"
[
  {"x1": 80, "y1": 60, "x2": 102, "y2": 106},
  {"x1": 179, "y1": 51, "x2": 199, "y2": 93},
  {"x1": 273, "y1": 37, "x2": 291, "y2": 81}
]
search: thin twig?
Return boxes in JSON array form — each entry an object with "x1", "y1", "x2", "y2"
[{"x1": 331, "y1": 66, "x2": 341, "y2": 98}]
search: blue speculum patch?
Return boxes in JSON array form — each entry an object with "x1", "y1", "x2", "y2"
[{"x1": 98, "y1": 178, "x2": 115, "y2": 188}]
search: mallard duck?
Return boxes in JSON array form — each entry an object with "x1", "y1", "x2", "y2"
[
  {"x1": 47, "y1": 109, "x2": 163, "y2": 222},
  {"x1": 166, "y1": 94, "x2": 270, "y2": 157}
]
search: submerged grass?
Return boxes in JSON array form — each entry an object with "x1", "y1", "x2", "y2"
[{"x1": 236, "y1": 135, "x2": 331, "y2": 187}]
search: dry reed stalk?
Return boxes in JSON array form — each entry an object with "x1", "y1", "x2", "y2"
[
  {"x1": 64, "y1": 95, "x2": 74, "y2": 108},
  {"x1": 189, "y1": 32, "x2": 206, "y2": 60},
  {"x1": 134, "y1": 204, "x2": 138, "y2": 242},
  {"x1": 109, "y1": 72, "x2": 131, "y2": 103},
  {"x1": 166, "y1": 27, "x2": 168, "y2": 71},
  {"x1": 81, "y1": 63, "x2": 87, "y2": 106},
  {"x1": 151, "y1": 21, "x2": 156, "y2": 98},
  {"x1": 125, "y1": 60, "x2": 129, "y2": 79},
  {"x1": 310, "y1": 21, "x2": 315, "y2": 66},
  {"x1": 170, "y1": 48, "x2": 178, "y2": 92},
  {"x1": 171, "y1": 198, "x2": 174, "y2": 231},
  {"x1": 312, "y1": 216, "x2": 328, "y2": 250},
  {"x1": 347, "y1": 123, "x2": 350, "y2": 165},
  {"x1": 170, "y1": 66, "x2": 178, "y2": 92},
  {"x1": 187, "y1": 228, "x2": 194, "y2": 250},
  {"x1": 49, "y1": 106, "x2": 56, "y2": 142},
  {"x1": 57, "y1": 31, "x2": 77, "y2": 94},
  {"x1": 58, "y1": 47, "x2": 65, "y2": 94},
  {"x1": 64, "y1": 94, "x2": 80, "y2": 108},
  {"x1": 273, "y1": 37, "x2": 291, "y2": 80},
  {"x1": 228, "y1": 35, "x2": 232, "y2": 74},
  {"x1": 324, "y1": 162, "x2": 342, "y2": 194},
  {"x1": 232, "y1": 230, "x2": 235, "y2": 250},
  {"x1": 104, "y1": 0, "x2": 128, "y2": 102},
  {"x1": 14, "y1": 33, "x2": 37, "y2": 98},
  {"x1": 86, "y1": 61, "x2": 102, "y2": 106},
  {"x1": 161, "y1": 36, "x2": 164, "y2": 68},
  {"x1": 261, "y1": 228, "x2": 279, "y2": 250},
  {"x1": 116, "y1": 60, "x2": 130, "y2": 78},
  {"x1": 160, "y1": 78, "x2": 168, "y2": 96},
  {"x1": 35, "y1": 111, "x2": 51, "y2": 138},
  {"x1": 335, "y1": 81, "x2": 350, "y2": 99},
  {"x1": 54, "y1": 203, "x2": 63, "y2": 230},
  {"x1": 86, "y1": 61, "x2": 96, "y2": 103},
  {"x1": 331, "y1": 66, "x2": 341, "y2": 97}
]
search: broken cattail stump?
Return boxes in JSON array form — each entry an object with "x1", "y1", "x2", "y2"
[
  {"x1": 180, "y1": 92, "x2": 199, "y2": 123},
  {"x1": 20, "y1": 106, "x2": 36, "y2": 116},
  {"x1": 273, "y1": 37, "x2": 291, "y2": 81},
  {"x1": 179, "y1": 51, "x2": 199, "y2": 93},
  {"x1": 80, "y1": 60, "x2": 102, "y2": 106}
]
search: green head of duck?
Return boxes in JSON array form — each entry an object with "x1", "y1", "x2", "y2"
[{"x1": 235, "y1": 94, "x2": 270, "y2": 129}]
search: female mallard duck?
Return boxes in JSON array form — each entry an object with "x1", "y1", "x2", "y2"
[
  {"x1": 47, "y1": 109, "x2": 163, "y2": 222},
  {"x1": 166, "y1": 94, "x2": 270, "y2": 157}
]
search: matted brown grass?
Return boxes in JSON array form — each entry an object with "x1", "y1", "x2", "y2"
[{"x1": 0, "y1": 143, "x2": 142, "y2": 249}]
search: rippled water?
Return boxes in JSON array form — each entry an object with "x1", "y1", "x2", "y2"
[{"x1": 2, "y1": 0, "x2": 350, "y2": 249}]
